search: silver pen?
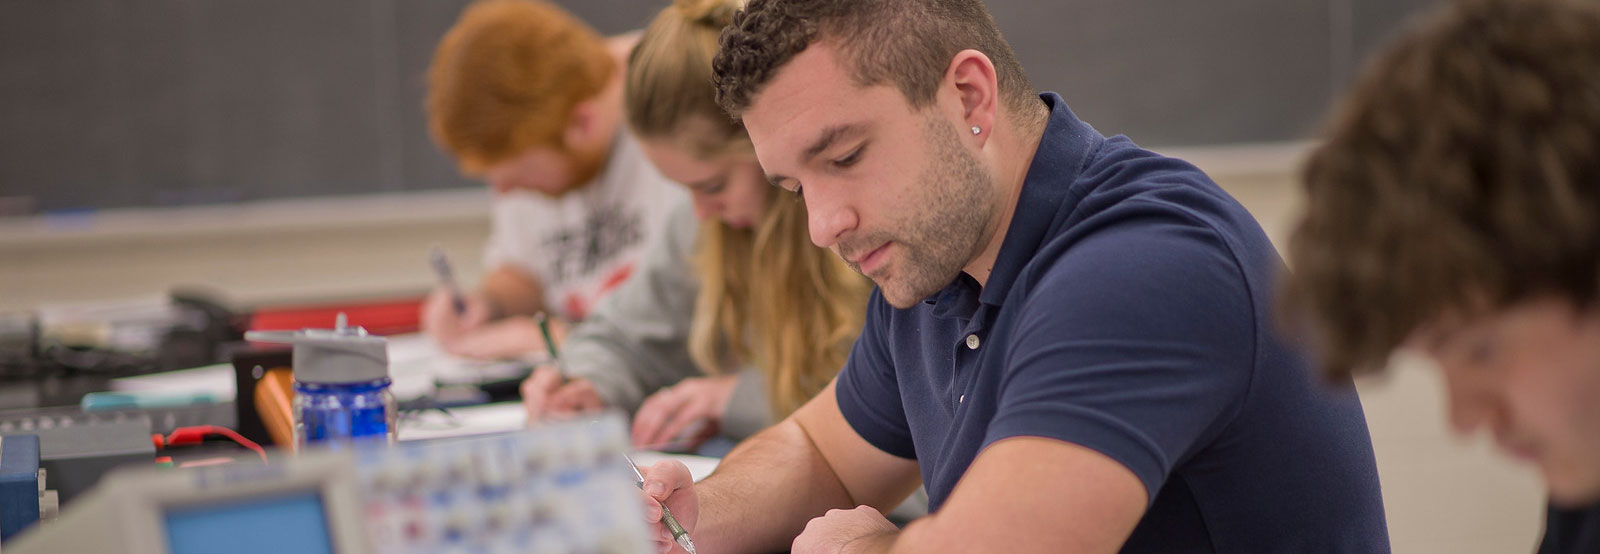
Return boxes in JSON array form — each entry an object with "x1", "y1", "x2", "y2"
[
  {"x1": 623, "y1": 453, "x2": 698, "y2": 554},
  {"x1": 428, "y1": 245, "x2": 468, "y2": 314}
]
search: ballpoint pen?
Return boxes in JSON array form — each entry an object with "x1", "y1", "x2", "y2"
[
  {"x1": 622, "y1": 453, "x2": 698, "y2": 554},
  {"x1": 535, "y1": 312, "x2": 560, "y2": 359},
  {"x1": 428, "y1": 245, "x2": 468, "y2": 314}
]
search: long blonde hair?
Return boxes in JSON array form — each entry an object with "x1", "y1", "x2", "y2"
[{"x1": 626, "y1": 0, "x2": 872, "y2": 418}]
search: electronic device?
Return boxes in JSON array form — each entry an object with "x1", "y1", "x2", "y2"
[
  {"x1": 0, "y1": 402, "x2": 234, "y2": 506},
  {"x1": 7, "y1": 415, "x2": 651, "y2": 554},
  {"x1": 0, "y1": 434, "x2": 43, "y2": 540},
  {"x1": 0, "y1": 402, "x2": 232, "y2": 437},
  {"x1": 3, "y1": 419, "x2": 155, "y2": 505}
]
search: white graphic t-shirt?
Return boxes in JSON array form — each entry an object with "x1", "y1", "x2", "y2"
[{"x1": 483, "y1": 130, "x2": 685, "y2": 321}]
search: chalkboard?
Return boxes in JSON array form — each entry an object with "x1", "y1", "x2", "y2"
[{"x1": 0, "y1": 0, "x2": 1437, "y2": 213}]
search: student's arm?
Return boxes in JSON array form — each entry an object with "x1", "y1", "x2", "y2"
[
  {"x1": 524, "y1": 200, "x2": 702, "y2": 419},
  {"x1": 640, "y1": 379, "x2": 922, "y2": 553},
  {"x1": 420, "y1": 263, "x2": 551, "y2": 359},
  {"x1": 793, "y1": 438, "x2": 1146, "y2": 554},
  {"x1": 421, "y1": 264, "x2": 544, "y2": 353}
]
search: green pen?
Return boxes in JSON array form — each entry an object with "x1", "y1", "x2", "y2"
[
  {"x1": 535, "y1": 312, "x2": 560, "y2": 359},
  {"x1": 533, "y1": 312, "x2": 574, "y2": 386},
  {"x1": 623, "y1": 453, "x2": 698, "y2": 554}
]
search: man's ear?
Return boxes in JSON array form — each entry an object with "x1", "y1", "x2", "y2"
[
  {"x1": 947, "y1": 49, "x2": 999, "y2": 143},
  {"x1": 563, "y1": 100, "x2": 598, "y2": 149}
]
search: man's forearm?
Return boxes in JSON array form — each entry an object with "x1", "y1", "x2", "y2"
[{"x1": 695, "y1": 419, "x2": 858, "y2": 553}]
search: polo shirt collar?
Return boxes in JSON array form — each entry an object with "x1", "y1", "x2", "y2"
[
  {"x1": 979, "y1": 92, "x2": 1100, "y2": 307},
  {"x1": 922, "y1": 92, "x2": 1101, "y2": 314}
]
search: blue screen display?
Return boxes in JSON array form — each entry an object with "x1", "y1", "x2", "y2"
[{"x1": 165, "y1": 491, "x2": 334, "y2": 554}]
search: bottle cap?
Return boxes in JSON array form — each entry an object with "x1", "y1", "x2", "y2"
[{"x1": 245, "y1": 313, "x2": 389, "y2": 384}]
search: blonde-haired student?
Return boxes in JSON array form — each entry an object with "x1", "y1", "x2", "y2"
[{"x1": 520, "y1": 0, "x2": 871, "y2": 451}]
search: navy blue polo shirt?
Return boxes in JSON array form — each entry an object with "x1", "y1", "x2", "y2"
[
  {"x1": 1539, "y1": 500, "x2": 1600, "y2": 554},
  {"x1": 836, "y1": 92, "x2": 1389, "y2": 552}
]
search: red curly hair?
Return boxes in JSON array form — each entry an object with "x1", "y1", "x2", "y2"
[{"x1": 427, "y1": 0, "x2": 615, "y2": 174}]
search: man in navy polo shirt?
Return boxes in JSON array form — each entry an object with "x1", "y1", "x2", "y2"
[{"x1": 634, "y1": 0, "x2": 1389, "y2": 552}]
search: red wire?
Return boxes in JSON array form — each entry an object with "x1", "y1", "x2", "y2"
[{"x1": 161, "y1": 425, "x2": 269, "y2": 464}]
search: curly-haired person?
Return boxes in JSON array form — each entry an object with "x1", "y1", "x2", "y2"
[{"x1": 1279, "y1": 0, "x2": 1600, "y2": 552}]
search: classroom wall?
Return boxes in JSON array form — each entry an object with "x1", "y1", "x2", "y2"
[
  {"x1": 996, "y1": 0, "x2": 1438, "y2": 145},
  {"x1": 0, "y1": 0, "x2": 1436, "y2": 213}
]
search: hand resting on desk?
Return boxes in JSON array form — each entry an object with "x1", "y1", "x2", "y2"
[
  {"x1": 520, "y1": 368, "x2": 736, "y2": 453},
  {"x1": 631, "y1": 375, "x2": 735, "y2": 452}
]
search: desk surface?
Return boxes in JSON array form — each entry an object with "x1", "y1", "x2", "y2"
[
  {"x1": 396, "y1": 401, "x2": 720, "y2": 481},
  {"x1": 112, "y1": 354, "x2": 722, "y2": 481},
  {"x1": 110, "y1": 333, "x2": 538, "y2": 405}
]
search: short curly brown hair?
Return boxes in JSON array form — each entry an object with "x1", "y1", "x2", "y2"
[
  {"x1": 426, "y1": 0, "x2": 614, "y2": 175},
  {"x1": 711, "y1": 0, "x2": 1039, "y2": 122},
  {"x1": 1280, "y1": 0, "x2": 1600, "y2": 379}
]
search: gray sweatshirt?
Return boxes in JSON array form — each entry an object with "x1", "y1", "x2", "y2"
[{"x1": 556, "y1": 197, "x2": 773, "y2": 440}]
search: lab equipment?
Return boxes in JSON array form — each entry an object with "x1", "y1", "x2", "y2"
[
  {"x1": 2, "y1": 419, "x2": 153, "y2": 505},
  {"x1": 0, "y1": 434, "x2": 43, "y2": 541},
  {"x1": 8, "y1": 415, "x2": 652, "y2": 554},
  {"x1": 0, "y1": 400, "x2": 228, "y2": 437},
  {"x1": 246, "y1": 314, "x2": 396, "y2": 449}
]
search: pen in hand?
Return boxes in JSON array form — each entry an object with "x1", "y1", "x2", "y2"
[
  {"x1": 429, "y1": 245, "x2": 468, "y2": 315},
  {"x1": 623, "y1": 453, "x2": 698, "y2": 554},
  {"x1": 535, "y1": 312, "x2": 560, "y2": 359}
]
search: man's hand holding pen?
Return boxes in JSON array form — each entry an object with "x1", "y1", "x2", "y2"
[
  {"x1": 636, "y1": 459, "x2": 702, "y2": 554},
  {"x1": 421, "y1": 287, "x2": 494, "y2": 346},
  {"x1": 520, "y1": 365, "x2": 605, "y2": 420}
]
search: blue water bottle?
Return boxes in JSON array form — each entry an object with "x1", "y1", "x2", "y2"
[{"x1": 246, "y1": 314, "x2": 396, "y2": 450}]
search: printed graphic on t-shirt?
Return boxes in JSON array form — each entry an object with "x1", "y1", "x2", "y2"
[
  {"x1": 541, "y1": 201, "x2": 643, "y2": 285},
  {"x1": 561, "y1": 263, "x2": 635, "y2": 321},
  {"x1": 484, "y1": 130, "x2": 685, "y2": 321}
]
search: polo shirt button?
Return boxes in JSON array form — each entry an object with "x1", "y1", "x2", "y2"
[
  {"x1": 965, "y1": 334, "x2": 980, "y2": 350},
  {"x1": 959, "y1": 394, "x2": 965, "y2": 403}
]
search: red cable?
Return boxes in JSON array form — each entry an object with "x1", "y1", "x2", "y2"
[{"x1": 160, "y1": 425, "x2": 269, "y2": 464}]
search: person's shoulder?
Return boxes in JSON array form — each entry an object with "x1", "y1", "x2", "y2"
[
  {"x1": 1065, "y1": 139, "x2": 1262, "y2": 259},
  {"x1": 1024, "y1": 185, "x2": 1248, "y2": 315},
  {"x1": 1078, "y1": 138, "x2": 1222, "y2": 205},
  {"x1": 603, "y1": 129, "x2": 683, "y2": 196}
]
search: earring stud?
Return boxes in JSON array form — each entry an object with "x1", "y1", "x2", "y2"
[{"x1": 971, "y1": 125, "x2": 981, "y2": 135}]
